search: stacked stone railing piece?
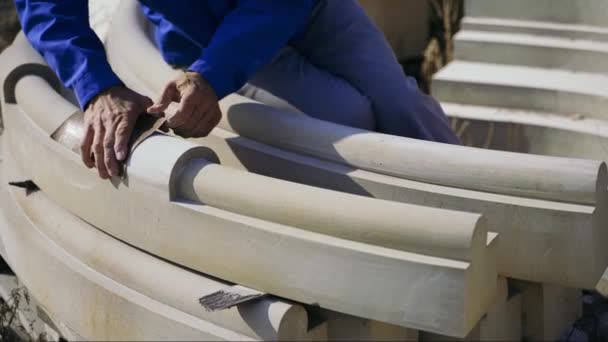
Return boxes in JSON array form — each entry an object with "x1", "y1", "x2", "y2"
[
  {"x1": 0, "y1": 33, "x2": 497, "y2": 340},
  {"x1": 0, "y1": 0, "x2": 607, "y2": 340}
]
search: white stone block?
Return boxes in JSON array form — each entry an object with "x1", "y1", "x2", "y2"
[
  {"x1": 510, "y1": 281, "x2": 582, "y2": 341},
  {"x1": 421, "y1": 277, "x2": 522, "y2": 341}
]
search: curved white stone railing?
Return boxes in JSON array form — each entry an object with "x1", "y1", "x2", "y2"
[
  {"x1": 12, "y1": 74, "x2": 488, "y2": 264},
  {"x1": 0, "y1": 182, "x2": 250, "y2": 341},
  {"x1": 0, "y1": 38, "x2": 320, "y2": 342},
  {"x1": 0, "y1": 157, "x2": 317, "y2": 340},
  {"x1": 0, "y1": 43, "x2": 497, "y2": 337},
  {"x1": 106, "y1": 0, "x2": 606, "y2": 207},
  {"x1": 104, "y1": 0, "x2": 608, "y2": 290}
]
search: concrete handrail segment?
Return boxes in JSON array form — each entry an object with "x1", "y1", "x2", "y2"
[
  {"x1": 104, "y1": 0, "x2": 608, "y2": 289},
  {"x1": 191, "y1": 129, "x2": 608, "y2": 290},
  {"x1": 0, "y1": 34, "x2": 67, "y2": 134},
  {"x1": 16, "y1": 75, "x2": 486, "y2": 263},
  {"x1": 1, "y1": 156, "x2": 316, "y2": 341},
  {"x1": 3, "y1": 74, "x2": 497, "y2": 336},
  {"x1": 0, "y1": 167, "x2": 253, "y2": 340},
  {"x1": 178, "y1": 157, "x2": 486, "y2": 262},
  {"x1": 4, "y1": 29, "x2": 487, "y2": 264},
  {"x1": 216, "y1": 98, "x2": 605, "y2": 204},
  {"x1": 105, "y1": 0, "x2": 607, "y2": 206}
]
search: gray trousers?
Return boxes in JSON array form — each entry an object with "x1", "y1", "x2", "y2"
[{"x1": 239, "y1": 0, "x2": 459, "y2": 144}]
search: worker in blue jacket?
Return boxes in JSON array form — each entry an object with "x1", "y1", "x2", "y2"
[{"x1": 15, "y1": 0, "x2": 460, "y2": 179}]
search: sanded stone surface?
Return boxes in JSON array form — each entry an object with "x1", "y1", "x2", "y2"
[
  {"x1": 318, "y1": 311, "x2": 419, "y2": 341},
  {"x1": 194, "y1": 133, "x2": 607, "y2": 290},
  {"x1": 177, "y1": 157, "x2": 487, "y2": 262},
  {"x1": 2, "y1": 158, "x2": 317, "y2": 341},
  {"x1": 0, "y1": 165, "x2": 253, "y2": 341},
  {"x1": 2, "y1": 79, "x2": 497, "y2": 337},
  {"x1": 104, "y1": 0, "x2": 608, "y2": 207},
  {"x1": 511, "y1": 281, "x2": 582, "y2": 341},
  {"x1": 421, "y1": 277, "x2": 522, "y2": 341},
  {"x1": 95, "y1": 4, "x2": 608, "y2": 289},
  {"x1": 215, "y1": 95, "x2": 608, "y2": 205}
]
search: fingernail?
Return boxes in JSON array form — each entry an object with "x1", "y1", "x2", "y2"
[{"x1": 116, "y1": 151, "x2": 126, "y2": 161}]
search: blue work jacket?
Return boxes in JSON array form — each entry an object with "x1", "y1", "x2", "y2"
[{"x1": 14, "y1": 0, "x2": 318, "y2": 110}]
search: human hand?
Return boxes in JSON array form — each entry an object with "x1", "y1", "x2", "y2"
[
  {"x1": 81, "y1": 86, "x2": 153, "y2": 179},
  {"x1": 147, "y1": 71, "x2": 221, "y2": 138}
]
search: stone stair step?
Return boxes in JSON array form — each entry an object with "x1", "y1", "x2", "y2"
[
  {"x1": 465, "y1": 0, "x2": 608, "y2": 27},
  {"x1": 432, "y1": 61, "x2": 608, "y2": 119},
  {"x1": 461, "y1": 17, "x2": 608, "y2": 42},
  {"x1": 440, "y1": 102, "x2": 608, "y2": 160},
  {"x1": 454, "y1": 30, "x2": 608, "y2": 74}
]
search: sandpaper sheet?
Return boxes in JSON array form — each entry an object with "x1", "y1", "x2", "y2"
[{"x1": 51, "y1": 112, "x2": 166, "y2": 157}]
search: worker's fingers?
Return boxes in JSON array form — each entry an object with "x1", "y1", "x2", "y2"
[
  {"x1": 139, "y1": 95, "x2": 154, "y2": 112},
  {"x1": 178, "y1": 90, "x2": 199, "y2": 118},
  {"x1": 92, "y1": 120, "x2": 109, "y2": 179},
  {"x1": 173, "y1": 104, "x2": 203, "y2": 138},
  {"x1": 114, "y1": 115, "x2": 137, "y2": 162},
  {"x1": 158, "y1": 121, "x2": 170, "y2": 133},
  {"x1": 80, "y1": 122, "x2": 95, "y2": 169},
  {"x1": 167, "y1": 89, "x2": 199, "y2": 129},
  {"x1": 191, "y1": 107, "x2": 221, "y2": 138},
  {"x1": 103, "y1": 120, "x2": 120, "y2": 178},
  {"x1": 147, "y1": 82, "x2": 179, "y2": 114}
]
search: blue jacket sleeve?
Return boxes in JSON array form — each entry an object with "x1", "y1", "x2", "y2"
[
  {"x1": 188, "y1": 0, "x2": 316, "y2": 99},
  {"x1": 14, "y1": 0, "x2": 123, "y2": 110}
]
